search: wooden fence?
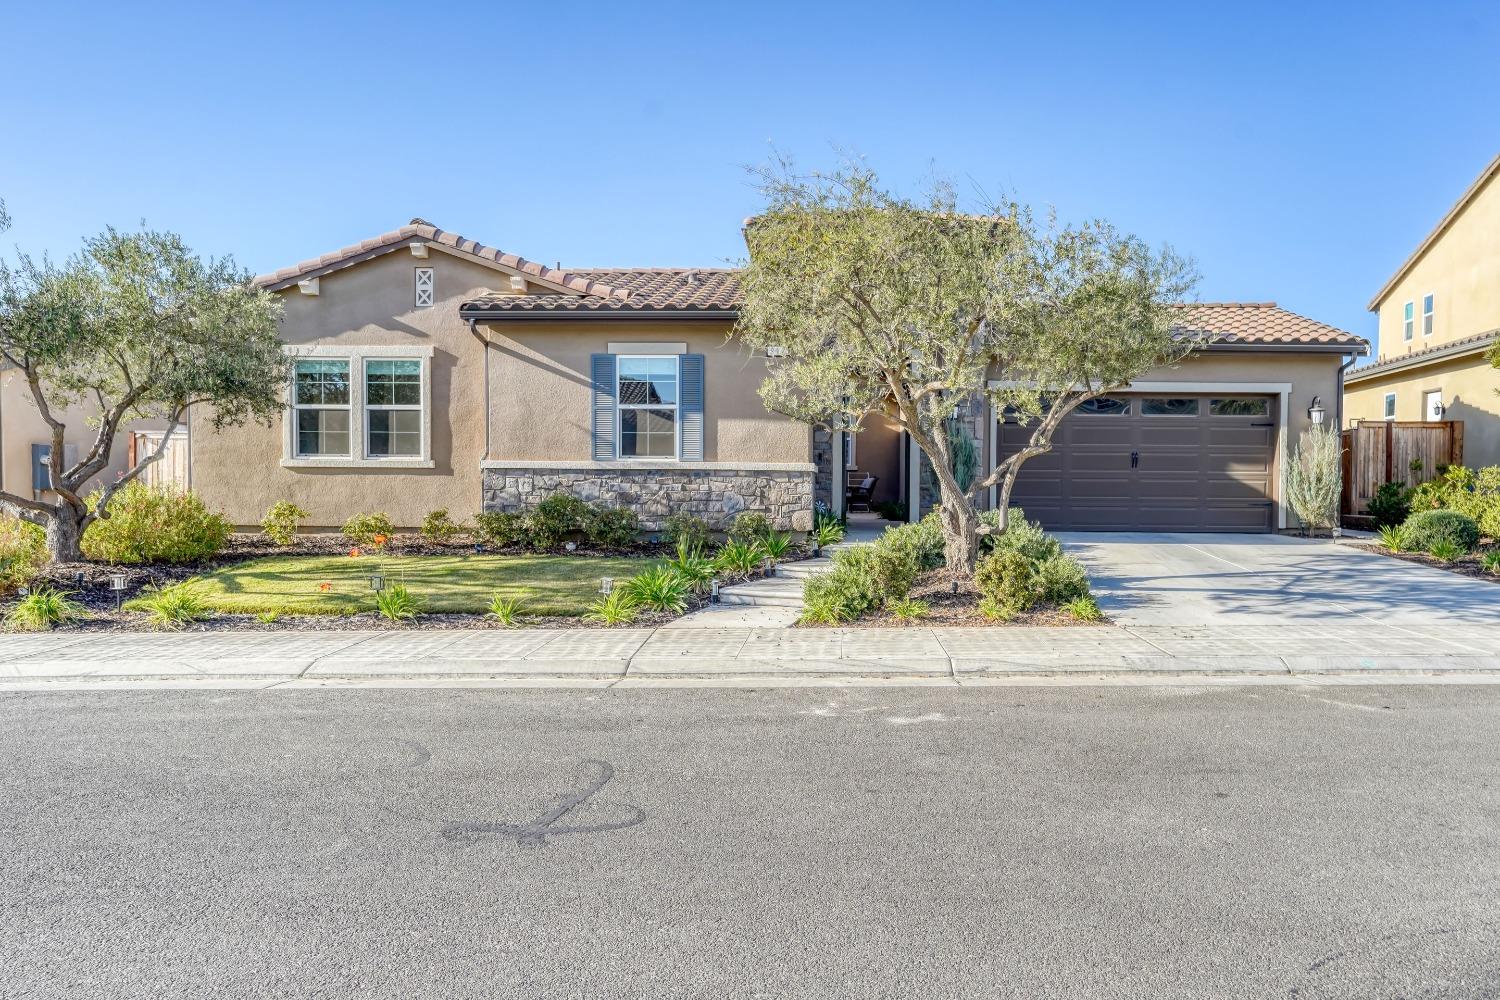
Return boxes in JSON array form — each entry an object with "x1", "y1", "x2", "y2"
[{"x1": 1341, "y1": 420, "x2": 1464, "y2": 515}]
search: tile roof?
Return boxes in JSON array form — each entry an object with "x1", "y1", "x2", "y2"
[
  {"x1": 1344, "y1": 327, "x2": 1498, "y2": 382},
  {"x1": 253, "y1": 220, "x2": 628, "y2": 300},
  {"x1": 461, "y1": 268, "x2": 742, "y2": 315},
  {"x1": 1170, "y1": 302, "x2": 1367, "y2": 350}
]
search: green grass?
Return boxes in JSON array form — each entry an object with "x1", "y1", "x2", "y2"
[{"x1": 139, "y1": 553, "x2": 658, "y2": 617}]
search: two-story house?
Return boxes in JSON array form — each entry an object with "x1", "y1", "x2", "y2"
[{"x1": 1344, "y1": 153, "x2": 1500, "y2": 467}]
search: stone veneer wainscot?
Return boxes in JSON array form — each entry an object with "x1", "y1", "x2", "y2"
[{"x1": 481, "y1": 462, "x2": 816, "y2": 532}]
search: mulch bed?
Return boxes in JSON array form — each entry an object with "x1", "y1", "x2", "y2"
[
  {"x1": 31, "y1": 609, "x2": 681, "y2": 634},
  {"x1": 1355, "y1": 543, "x2": 1500, "y2": 584},
  {"x1": 801, "y1": 568, "x2": 1108, "y2": 628}
]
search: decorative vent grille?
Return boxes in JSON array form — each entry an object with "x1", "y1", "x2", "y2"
[{"x1": 414, "y1": 267, "x2": 434, "y2": 308}]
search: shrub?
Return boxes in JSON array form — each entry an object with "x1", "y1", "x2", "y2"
[
  {"x1": 135, "y1": 582, "x2": 211, "y2": 631},
  {"x1": 4, "y1": 585, "x2": 84, "y2": 632},
  {"x1": 0, "y1": 516, "x2": 46, "y2": 595},
  {"x1": 1286, "y1": 426, "x2": 1342, "y2": 533},
  {"x1": 587, "y1": 507, "x2": 641, "y2": 547},
  {"x1": 888, "y1": 597, "x2": 930, "y2": 621},
  {"x1": 799, "y1": 548, "x2": 883, "y2": 624},
  {"x1": 812, "y1": 517, "x2": 845, "y2": 547},
  {"x1": 583, "y1": 589, "x2": 640, "y2": 626},
  {"x1": 487, "y1": 592, "x2": 527, "y2": 627},
  {"x1": 1033, "y1": 554, "x2": 1090, "y2": 604},
  {"x1": 1376, "y1": 524, "x2": 1408, "y2": 552},
  {"x1": 420, "y1": 509, "x2": 465, "y2": 544},
  {"x1": 1407, "y1": 465, "x2": 1500, "y2": 537},
  {"x1": 528, "y1": 494, "x2": 593, "y2": 549},
  {"x1": 982, "y1": 509, "x2": 1060, "y2": 563},
  {"x1": 83, "y1": 483, "x2": 231, "y2": 565},
  {"x1": 1366, "y1": 482, "x2": 1412, "y2": 530},
  {"x1": 1481, "y1": 551, "x2": 1500, "y2": 576},
  {"x1": 375, "y1": 583, "x2": 422, "y2": 623},
  {"x1": 473, "y1": 511, "x2": 528, "y2": 548},
  {"x1": 1409, "y1": 465, "x2": 1471, "y2": 513},
  {"x1": 974, "y1": 548, "x2": 1037, "y2": 617},
  {"x1": 342, "y1": 512, "x2": 396, "y2": 550},
  {"x1": 663, "y1": 512, "x2": 712, "y2": 550},
  {"x1": 1402, "y1": 509, "x2": 1480, "y2": 555},
  {"x1": 880, "y1": 515, "x2": 946, "y2": 571},
  {"x1": 714, "y1": 539, "x2": 765, "y2": 578},
  {"x1": 1428, "y1": 539, "x2": 1464, "y2": 562},
  {"x1": 624, "y1": 565, "x2": 692, "y2": 614},
  {"x1": 865, "y1": 532, "x2": 924, "y2": 601},
  {"x1": 1065, "y1": 596, "x2": 1104, "y2": 622},
  {"x1": 666, "y1": 540, "x2": 717, "y2": 594},
  {"x1": 261, "y1": 502, "x2": 309, "y2": 547},
  {"x1": 759, "y1": 531, "x2": 794, "y2": 563},
  {"x1": 871, "y1": 501, "x2": 907, "y2": 522},
  {"x1": 728, "y1": 511, "x2": 774, "y2": 544}
]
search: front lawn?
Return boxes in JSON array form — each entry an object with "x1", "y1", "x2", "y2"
[{"x1": 153, "y1": 553, "x2": 659, "y2": 617}]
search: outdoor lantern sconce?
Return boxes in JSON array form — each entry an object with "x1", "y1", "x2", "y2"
[
  {"x1": 1308, "y1": 396, "x2": 1326, "y2": 425},
  {"x1": 599, "y1": 577, "x2": 614, "y2": 596},
  {"x1": 368, "y1": 572, "x2": 385, "y2": 594},
  {"x1": 109, "y1": 573, "x2": 127, "y2": 611}
]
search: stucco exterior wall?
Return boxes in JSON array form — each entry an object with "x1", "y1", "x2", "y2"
[
  {"x1": 1344, "y1": 355, "x2": 1500, "y2": 468},
  {"x1": 1371, "y1": 168, "x2": 1500, "y2": 362},
  {"x1": 190, "y1": 249, "x2": 500, "y2": 529}
]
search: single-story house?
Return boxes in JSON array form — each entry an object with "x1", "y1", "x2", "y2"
[
  {"x1": 5, "y1": 219, "x2": 1370, "y2": 534},
  {"x1": 1344, "y1": 151, "x2": 1500, "y2": 466}
]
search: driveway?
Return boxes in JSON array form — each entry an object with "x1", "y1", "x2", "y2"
[{"x1": 1060, "y1": 532, "x2": 1500, "y2": 627}]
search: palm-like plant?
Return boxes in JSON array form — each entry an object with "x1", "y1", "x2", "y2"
[
  {"x1": 759, "y1": 531, "x2": 794, "y2": 563},
  {"x1": 813, "y1": 518, "x2": 845, "y2": 547},
  {"x1": 623, "y1": 566, "x2": 692, "y2": 614},
  {"x1": 715, "y1": 539, "x2": 764, "y2": 578},
  {"x1": 1377, "y1": 524, "x2": 1408, "y2": 552},
  {"x1": 4, "y1": 585, "x2": 85, "y2": 632},
  {"x1": 583, "y1": 589, "x2": 640, "y2": 626},
  {"x1": 666, "y1": 540, "x2": 718, "y2": 594},
  {"x1": 375, "y1": 583, "x2": 422, "y2": 623},
  {"x1": 487, "y1": 591, "x2": 527, "y2": 627}
]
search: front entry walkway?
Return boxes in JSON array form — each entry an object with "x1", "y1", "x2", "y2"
[{"x1": 1060, "y1": 532, "x2": 1500, "y2": 628}]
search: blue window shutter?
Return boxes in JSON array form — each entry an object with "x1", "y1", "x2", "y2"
[
  {"x1": 591, "y1": 353, "x2": 617, "y2": 460},
  {"x1": 679, "y1": 353, "x2": 705, "y2": 462}
]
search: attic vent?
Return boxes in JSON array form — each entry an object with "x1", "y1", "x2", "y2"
[
  {"x1": 684, "y1": 272, "x2": 697, "y2": 286},
  {"x1": 414, "y1": 267, "x2": 434, "y2": 308}
]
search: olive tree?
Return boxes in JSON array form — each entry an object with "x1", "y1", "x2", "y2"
[
  {"x1": 737, "y1": 161, "x2": 1198, "y2": 571},
  {"x1": 0, "y1": 225, "x2": 285, "y2": 561}
]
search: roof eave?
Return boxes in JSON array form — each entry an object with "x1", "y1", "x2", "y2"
[
  {"x1": 1198, "y1": 340, "x2": 1370, "y2": 355},
  {"x1": 462, "y1": 308, "x2": 741, "y2": 322},
  {"x1": 1344, "y1": 330, "x2": 1498, "y2": 383}
]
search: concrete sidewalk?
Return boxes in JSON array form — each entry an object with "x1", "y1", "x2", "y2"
[{"x1": 2, "y1": 620, "x2": 1498, "y2": 688}]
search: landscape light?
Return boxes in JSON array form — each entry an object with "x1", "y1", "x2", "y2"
[
  {"x1": 368, "y1": 572, "x2": 385, "y2": 593},
  {"x1": 599, "y1": 577, "x2": 614, "y2": 595}
]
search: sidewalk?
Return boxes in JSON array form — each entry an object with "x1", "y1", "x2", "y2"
[{"x1": 2, "y1": 621, "x2": 1499, "y2": 689}]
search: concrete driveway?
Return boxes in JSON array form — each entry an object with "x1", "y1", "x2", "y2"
[{"x1": 1059, "y1": 532, "x2": 1500, "y2": 627}]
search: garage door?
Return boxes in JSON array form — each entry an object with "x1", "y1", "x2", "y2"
[{"x1": 996, "y1": 393, "x2": 1276, "y2": 532}]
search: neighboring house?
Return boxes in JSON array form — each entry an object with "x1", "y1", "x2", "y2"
[
  {"x1": 184, "y1": 221, "x2": 1366, "y2": 535},
  {"x1": 1345, "y1": 152, "x2": 1500, "y2": 467}
]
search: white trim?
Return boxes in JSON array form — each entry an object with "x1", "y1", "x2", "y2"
[
  {"x1": 1421, "y1": 293, "x2": 1435, "y2": 337},
  {"x1": 479, "y1": 460, "x2": 816, "y2": 472},
  {"x1": 1403, "y1": 300, "x2": 1415, "y2": 341},
  {"x1": 281, "y1": 345, "x2": 434, "y2": 469},
  {"x1": 362, "y1": 357, "x2": 425, "y2": 461},
  {"x1": 615, "y1": 354, "x2": 679, "y2": 461},
  {"x1": 1383, "y1": 391, "x2": 1397, "y2": 420},
  {"x1": 290, "y1": 357, "x2": 353, "y2": 460},
  {"x1": 607, "y1": 342, "x2": 687, "y2": 355},
  {"x1": 1422, "y1": 388, "x2": 1443, "y2": 421}
]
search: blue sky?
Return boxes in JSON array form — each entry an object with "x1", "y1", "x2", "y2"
[{"x1": 3, "y1": 1, "x2": 1497, "y2": 358}]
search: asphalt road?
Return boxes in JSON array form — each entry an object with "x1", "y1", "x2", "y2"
[{"x1": 2, "y1": 685, "x2": 1498, "y2": 999}]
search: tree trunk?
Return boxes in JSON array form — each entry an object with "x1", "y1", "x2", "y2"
[
  {"x1": 936, "y1": 478, "x2": 981, "y2": 574},
  {"x1": 45, "y1": 505, "x2": 86, "y2": 563}
]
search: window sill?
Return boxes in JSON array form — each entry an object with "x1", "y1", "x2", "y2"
[{"x1": 281, "y1": 458, "x2": 435, "y2": 470}]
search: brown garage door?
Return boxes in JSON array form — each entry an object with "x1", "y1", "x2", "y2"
[{"x1": 997, "y1": 393, "x2": 1276, "y2": 532}]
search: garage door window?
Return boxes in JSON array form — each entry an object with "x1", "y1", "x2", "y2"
[
  {"x1": 1077, "y1": 397, "x2": 1131, "y2": 416},
  {"x1": 1210, "y1": 398, "x2": 1269, "y2": 417},
  {"x1": 1142, "y1": 398, "x2": 1200, "y2": 416}
]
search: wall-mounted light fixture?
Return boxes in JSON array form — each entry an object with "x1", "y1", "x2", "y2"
[{"x1": 1307, "y1": 396, "x2": 1326, "y2": 425}]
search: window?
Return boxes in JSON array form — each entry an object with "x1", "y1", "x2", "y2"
[
  {"x1": 294, "y1": 359, "x2": 351, "y2": 456},
  {"x1": 364, "y1": 359, "x2": 423, "y2": 457},
  {"x1": 1209, "y1": 397, "x2": 1270, "y2": 417},
  {"x1": 1141, "y1": 397, "x2": 1200, "y2": 416},
  {"x1": 1077, "y1": 397, "x2": 1131, "y2": 416},
  {"x1": 1383, "y1": 392, "x2": 1397, "y2": 420},
  {"x1": 1403, "y1": 301, "x2": 1414, "y2": 341},
  {"x1": 617, "y1": 356, "x2": 678, "y2": 458},
  {"x1": 414, "y1": 267, "x2": 434, "y2": 308},
  {"x1": 1422, "y1": 294, "x2": 1434, "y2": 337}
]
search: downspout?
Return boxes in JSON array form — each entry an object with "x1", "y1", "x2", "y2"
[
  {"x1": 468, "y1": 318, "x2": 491, "y2": 462},
  {"x1": 1335, "y1": 353, "x2": 1358, "y2": 432}
]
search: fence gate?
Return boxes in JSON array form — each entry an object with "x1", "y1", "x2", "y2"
[{"x1": 1341, "y1": 420, "x2": 1464, "y2": 515}]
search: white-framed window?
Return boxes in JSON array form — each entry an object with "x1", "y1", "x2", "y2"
[
  {"x1": 1403, "y1": 301, "x2": 1414, "y2": 341},
  {"x1": 293, "y1": 359, "x2": 352, "y2": 457},
  {"x1": 1383, "y1": 392, "x2": 1397, "y2": 420},
  {"x1": 364, "y1": 359, "x2": 423, "y2": 458},
  {"x1": 617, "y1": 355, "x2": 678, "y2": 459},
  {"x1": 283, "y1": 346, "x2": 433, "y2": 468},
  {"x1": 414, "y1": 267, "x2": 434, "y2": 308},
  {"x1": 1422, "y1": 293, "x2": 1434, "y2": 337}
]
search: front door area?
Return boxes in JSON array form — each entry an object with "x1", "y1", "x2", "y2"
[{"x1": 997, "y1": 393, "x2": 1277, "y2": 532}]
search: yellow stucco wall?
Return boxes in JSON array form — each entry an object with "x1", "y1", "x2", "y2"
[
  {"x1": 1371, "y1": 165, "x2": 1500, "y2": 361},
  {"x1": 1344, "y1": 354, "x2": 1500, "y2": 468}
]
